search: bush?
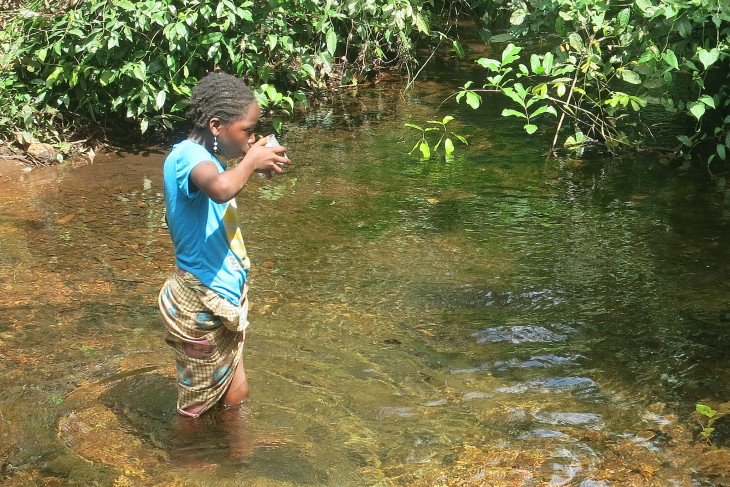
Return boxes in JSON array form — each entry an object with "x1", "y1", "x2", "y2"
[
  {"x1": 455, "y1": 0, "x2": 729, "y2": 165},
  {"x1": 0, "y1": 0, "x2": 436, "y2": 158}
]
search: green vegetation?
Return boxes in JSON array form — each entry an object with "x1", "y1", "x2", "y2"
[
  {"x1": 2, "y1": 0, "x2": 729, "y2": 168},
  {"x1": 405, "y1": 115, "x2": 468, "y2": 159},
  {"x1": 696, "y1": 403, "x2": 728, "y2": 445},
  {"x1": 0, "y1": 0, "x2": 436, "y2": 161},
  {"x1": 453, "y1": 0, "x2": 729, "y2": 166}
]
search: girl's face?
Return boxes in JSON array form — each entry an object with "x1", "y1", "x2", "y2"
[{"x1": 216, "y1": 103, "x2": 260, "y2": 159}]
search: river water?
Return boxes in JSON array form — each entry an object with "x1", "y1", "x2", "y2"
[{"x1": 2, "y1": 68, "x2": 730, "y2": 486}]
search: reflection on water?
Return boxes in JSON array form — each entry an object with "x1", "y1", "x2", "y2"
[{"x1": 2, "y1": 77, "x2": 730, "y2": 486}]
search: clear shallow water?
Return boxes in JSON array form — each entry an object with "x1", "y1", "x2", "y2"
[{"x1": 1, "y1": 77, "x2": 730, "y2": 486}]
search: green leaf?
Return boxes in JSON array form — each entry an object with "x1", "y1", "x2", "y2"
[
  {"x1": 689, "y1": 102, "x2": 706, "y2": 120},
  {"x1": 267, "y1": 34, "x2": 278, "y2": 50},
  {"x1": 301, "y1": 64, "x2": 317, "y2": 79},
  {"x1": 454, "y1": 133, "x2": 468, "y2": 145},
  {"x1": 419, "y1": 140, "x2": 430, "y2": 159},
  {"x1": 502, "y1": 87, "x2": 526, "y2": 107},
  {"x1": 677, "y1": 18, "x2": 692, "y2": 38},
  {"x1": 510, "y1": 8, "x2": 527, "y2": 26},
  {"x1": 140, "y1": 118, "x2": 149, "y2": 134},
  {"x1": 524, "y1": 124, "x2": 538, "y2": 134},
  {"x1": 45, "y1": 66, "x2": 63, "y2": 88},
  {"x1": 635, "y1": 0, "x2": 653, "y2": 14},
  {"x1": 444, "y1": 138, "x2": 454, "y2": 154},
  {"x1": 453, "y1": 40, "x2": 465, "y2": 59},
  {"x1": 155, "y1": 90, "x2": 166, "y2": 110},
  {"x1": 465, "y1": 91, "x2": 481, "y2": 109},
  {"x1": 132, "y1": 62, "x2": 146, "y2": 81},
  {"x1": 696, "y1": 404, "x2": 717, "y2": 418},
  {"x1": 592, "y1": 11, "x2": 605, "y2": 30},
  {"x1": 442, "y1": 115, "x2": 454, "y2": 124},
  {"x1": 621, "y1": 69, "x2": 641, "y2": 84},
  {"x1": 415, "y1": 13, "x2": 429, "y2": 35},
  {"x1": 207, "y1": 43, "x2": 220, "y2": 60},
  {"x1": 565, "y1": 130, "x2": 586, "y2": 147},
  {"x1": 662, "y1": 50, "x2": 678, "y2": 70},
  {"x1": 718, "y1": 144, "x2": 727, "y2": 161},
  {"x1": 530, "y1": 105, "x2": 556, "y2": 118},
  {"x1": 489, "y1": 33, "x2": 514, "y2": 43},
  {"x1": 530, "y1": 54, "x2": 541, "y2": 74},
  {"x1": 698, "y1": 48, "x2": 719, "y2": 69},
  {"x1": 501, "y1": 43, "x2": 522, "y2": 65},
  {"x1": 502, "y1": 108, "x2": 527, "y2": 119},
  {"x1": 699, "y1": 95, "x2": 715, "y2": 108},
  {"x1": 568, "y1": 33, "x2": 584, "y2": 51},
  {"x1": 542, "y1": 52, "x2": 554, "y2": 74},
  {"x1": 318, "y1": 52, "x2": 333, "y2": 73},
  {"x1": 476, "y1": 57, "x2": 501, "y2": 71},
  {"x1": 326, "y1": 28, "x2": 337, "y2": 57},
  {"x1": 677, "y1": 135, "x2": 692, "y2": 146},
  {"x1": 617, "y1": 8, "x2": 631, "y2": 28}
]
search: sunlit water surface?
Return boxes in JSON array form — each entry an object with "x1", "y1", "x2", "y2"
[{"x1": 2, "y1": 75, "x2": 730, "y2": 486}]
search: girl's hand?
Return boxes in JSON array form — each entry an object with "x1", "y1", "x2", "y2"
[{"x1": 242, "y1": 136, "x2": 291, "y2": 175}]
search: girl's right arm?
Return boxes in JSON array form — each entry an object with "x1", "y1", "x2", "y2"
[{"x1": 190, "y1": 137, "x2": 289, "y2": 203}]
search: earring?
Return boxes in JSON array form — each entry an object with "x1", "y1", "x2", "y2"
[{"x1": 213, "y1": 136, "x2": 218, "y2": 153}]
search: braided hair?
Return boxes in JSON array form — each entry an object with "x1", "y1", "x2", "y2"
[{"x1": 186, "y1": 72, "x2": 256, "y2": 129}]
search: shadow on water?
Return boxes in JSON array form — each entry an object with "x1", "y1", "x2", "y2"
[{"x1": 2, "y1": 61, "x2": 730, "y2": 485}]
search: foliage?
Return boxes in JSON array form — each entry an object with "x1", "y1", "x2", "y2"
[
  {"x1": 695, "y1": 402, "x2": 728, "y2": 445},
  {"x1": 0, "y1": 0, "x2": 437, "y2": 159},
  {"x1": 405, "y1": 115, "x2": 468, "y2": 160},
  {"x1": 455, "y1": 0, "x2": 729, "y2": 165}
]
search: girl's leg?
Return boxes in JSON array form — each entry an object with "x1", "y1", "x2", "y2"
[{"x1": 221, "y1": 359, "x2": 249, "y2": 407}]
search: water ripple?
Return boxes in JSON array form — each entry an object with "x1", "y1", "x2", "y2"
[
  {"x1": 496, "y1": 377, "x2": 598, "y2": 398},
  {"x1": 450, "y1": 364, "x2": 489, "y2": 374},
  {"x1": 472, "y1": 324, "x2": 572, "y2": 344},
  {"x1": 493, "y1": 353, "x2": 584, "y2": 371},
  {"x1": 376, "y1": 406, "x2": 415, "y2": 420},
  {"x1": 532, "y1": 411, "x2": 605, "y2": 429},
  {"x1": 519, "y1": 428, "x2": 568, "y2": 439},
  {"x1": 439, "y1": 288, "x2": 569, "y2": 310}
]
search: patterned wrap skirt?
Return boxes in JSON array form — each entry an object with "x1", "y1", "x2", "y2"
[{"x1": 158, "y1": 269, "x2": 249, "y2": 417}]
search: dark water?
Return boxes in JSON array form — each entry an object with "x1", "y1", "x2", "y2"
[{"x1": 2, "y1": 73, "x2": 730, "y2": 486}]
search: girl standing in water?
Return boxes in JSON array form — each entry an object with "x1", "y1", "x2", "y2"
[{"x1": 158, "y1": 72, "x2": 290, "y2": 417}]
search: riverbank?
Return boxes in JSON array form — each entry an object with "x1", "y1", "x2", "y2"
[{"x1": 0, "y1": 155, "x2": 24, "y2": 179}]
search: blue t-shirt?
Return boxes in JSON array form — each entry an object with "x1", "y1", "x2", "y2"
[{"x1": 163, "y1": 139, "x2": 250, "y2": 304}]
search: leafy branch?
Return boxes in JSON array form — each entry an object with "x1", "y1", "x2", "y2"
[
  {"x1": 405, "y1": 115, "x2": 468, "y2": 160},
  {"x1": 450, "y1": 0, "x2": 729, "y2": 164},
  {"x1": 695, "y1": 402, "x2": 729, "y2": 445}
]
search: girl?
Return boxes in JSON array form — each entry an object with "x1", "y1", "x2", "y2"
[{"x1": 158, "y1": 72, "x2": 289, "y2": 417}]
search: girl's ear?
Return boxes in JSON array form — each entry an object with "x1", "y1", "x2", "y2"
[{"x1": 208, "y1": 117, "x2": 222, "y2": 136}]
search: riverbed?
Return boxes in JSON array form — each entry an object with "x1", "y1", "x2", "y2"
[{"x1": 1, "y1": 69, "x2": 730, "y2": 485}]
